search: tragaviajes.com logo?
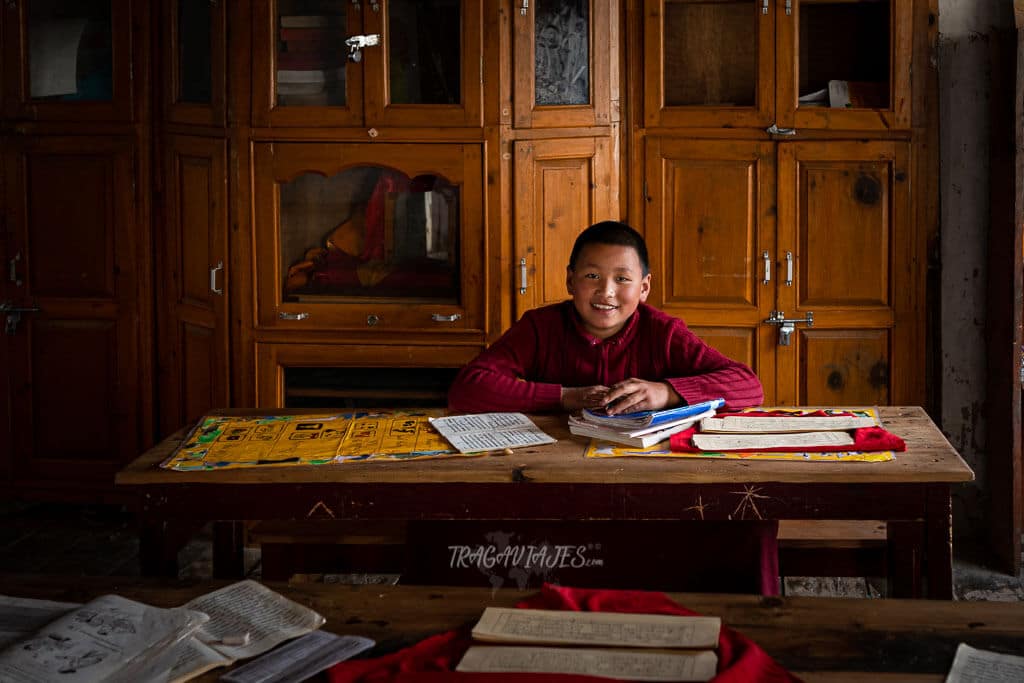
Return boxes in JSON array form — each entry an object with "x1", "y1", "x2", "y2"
[{"x1": 446, "y1": 531, "x2": 604, "y2": 589}]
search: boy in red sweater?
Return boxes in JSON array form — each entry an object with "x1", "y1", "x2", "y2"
[
  {"x1": 433, "y1": 222, "x2": 777, "y2": 596},
  {"x1": 448, "y1": 220, "x2": 763, "y2": 414}
]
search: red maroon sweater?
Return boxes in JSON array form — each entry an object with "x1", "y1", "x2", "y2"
[{"x1": 448, "y1": 302, "x2": 763, "y2": 413}]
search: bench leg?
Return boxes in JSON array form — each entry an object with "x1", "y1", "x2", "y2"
[{"x1": 213, "y1": 521, "x2": 246, "y2": 579}]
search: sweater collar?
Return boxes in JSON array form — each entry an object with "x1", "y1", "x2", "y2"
[{"x1": 565, "y1": 301, "x2": 642, "y2": 347}]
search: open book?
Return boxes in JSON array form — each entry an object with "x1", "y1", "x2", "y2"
[
  {"x1": 0, "y1": 581, "x2": 345, "y2": 683},
  {"x1": 458, "y1": 607, "x2": 720, "y2": 681},
  {"x1": 581, "y1": 398, "x2": 725, "y2": 430}
]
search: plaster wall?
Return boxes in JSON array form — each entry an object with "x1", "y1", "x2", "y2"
[{"x1": 937, "y1": 0, "x2": 1014, "y2": 532}]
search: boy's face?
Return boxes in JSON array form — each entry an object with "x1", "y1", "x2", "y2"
[{"x1": 566, "y1": 243, "x2": 651, "y2": 340}]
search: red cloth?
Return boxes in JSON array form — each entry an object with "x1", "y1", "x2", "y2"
[
  {"x1": 447, "y1": 302, "x2": 763, "y2": 413},
  {"x1": 328, "y1": 583, "x2": 801, "y2": 683},
  {"x1": 669, "y1": 410, "x2": 906, "y2": 453}
]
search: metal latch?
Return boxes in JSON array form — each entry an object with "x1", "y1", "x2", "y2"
[
  {"x1": 345, "y1": 33, "x2": 380, "y2": 62},
  {"x1": 0, "y1": 301, "x2": 40, "y2": 335},
  {"x1": 763, "y1": 310, "x2": 814, "y2": 346}
]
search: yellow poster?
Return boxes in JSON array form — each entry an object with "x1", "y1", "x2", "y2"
[
  {"x1": 584, "y1": 407, "x2": 894, "y2": 462},
  {"x1": 161, "y1": 412, "x2": 476, "y2": 471}
]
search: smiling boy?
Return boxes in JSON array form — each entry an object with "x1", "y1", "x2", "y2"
[{"x1": 447, "y1": 220, "x2": 764, "y2": 414}]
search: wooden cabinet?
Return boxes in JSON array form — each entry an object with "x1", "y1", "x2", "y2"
[
  {"x1": 156, "y1": 135, "x2": 230, "y2": 437},
  {"x1": 513, "y1": 136, "x2": 616, "y2": 316},
  {"x1": 252, "y1": 142, "x2": 485, "y2": 334},
  {"x1": 1, "y1": 135, "x2": 149, "y2": 490},
  {"x1": 2, "y1": 0, "x2": 137, "y2": 123},
  {"x1": 643, "y1": 0, "x2": 911, "y2": 131},
  {"x1": 161, "y1": 0, "x2": 227, "y2": 126},
  {"x1": 253, "y1": 0, "x2": 482, "y2": 128}
]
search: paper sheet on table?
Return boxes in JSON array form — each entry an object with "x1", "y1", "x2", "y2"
[
  {"x1": 29, "y1": 18, "x2": 86, "y2": 97},
  {"x1": 945, "y1": 643, "x2": 1024, "y2": 682},
  {"x1": 691, "y1": 430, "x2": 855, "y2": 451},
  {"x1": 429, "y1": 413, "x2": 556, "y2": 453},
  {"x1": 457, "y1": 646, "x2": 717, "y2": 681}
]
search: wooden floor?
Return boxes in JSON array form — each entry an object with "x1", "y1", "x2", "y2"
[{"x1": 1, "y1": 499, "x2": 1021, "y2": 600}]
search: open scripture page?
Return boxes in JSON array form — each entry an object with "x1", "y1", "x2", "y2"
[
  {"x1": 945, "y1": 643, "x2": 1024, "y2": 682},
  {"x1": 691, "y1": 431, "x2": 855, "y2": 451},
  {"x1": 429, "y1": 413, "x2": 555, "y2": 452},
  {"x1": 457, "y1": 646, "x2": 717, "y2": 681},
  {"x1": 699, "y1": 415, "x2": 879, "y2": 433},
  {"x1": 471, "y1": 608, "x2": 720, "y2": 649}
]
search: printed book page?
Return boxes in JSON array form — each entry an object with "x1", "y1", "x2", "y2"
[
  {"x1": 0, "y1": 594, "x2": 207, "y2": 683},
  {"x1": 945, "y1": 643, "x2": 1024, "y2": 682},
  {"x1": 700, "y1": 415, "x2": 879, "y2": 433},
  {"x1": 691, "y1": 431, "x2": 855, "y2": 451},
  {"x1": 182, "y1": 581, "x2": 325, "y2": 662},
  {"x1": 220, "y1": 631, "x2": 375, "y2": 683},
  {"x1": 0, "y1": 596, "x2": 78, "y2": 649},
  {"x1": 471, "y1": 608, "x2": 720, "y2": 649},
  {"x1": 429, "y1": 413, "x2": 556, "y2": 453},
  {"x1": 457, "y1": 646, "x2": 717, "y2": 681}
]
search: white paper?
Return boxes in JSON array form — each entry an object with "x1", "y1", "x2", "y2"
[
  {"x1": 0, "y1": 594, "x2": 206, "y2": 683},
  {"x1": 220, "y1": 631, "x2": 374, "y2": 683},
  {"x1": 691, "y1": 430, "x2": 855, "y2": 451},
  {"x1": 472, "y1": 608, "x2": 720, "y2": 649},
  {"x1": 0, "y1": 596, "x2": 78, "y2": 649},
  {"x1": 700, "y1": 415, "x2": 878, "y2": 433},
  {"x1": 946, "y1": 643, "x2": 1024, "y2": 682},
  {"x1": 29, "y1": 18, "x2": 86, "y2": 97},
  {"x1": 183, "y1": 581, "x2": 325, "y2": 662},
  {"x1": 457, "y1": 646, "x2": 717, "y2": 681},
  {"x1": 429, "y1": 413, "x2": 556, "y2": 453}
]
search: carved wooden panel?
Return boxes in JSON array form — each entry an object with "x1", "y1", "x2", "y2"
[{"x1": 800, "y1": 328, "x2": 890, "y2": 406}]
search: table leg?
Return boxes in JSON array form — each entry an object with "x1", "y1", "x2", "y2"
[
  {"x1": 887, "y1": 521, "x2": 924, "y2": 598},
  {"x1": 925, "y1": 486, "x2": 954, "y2": 599},
  {"x1": 213, "y1": 521, "x2": 246, "y2": 579}
]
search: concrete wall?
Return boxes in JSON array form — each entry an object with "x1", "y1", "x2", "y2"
[{"x1": 938, "y1": 0, "x2": 1014, "y2": 534}]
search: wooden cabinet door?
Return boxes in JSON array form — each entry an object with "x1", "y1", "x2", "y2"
[
  {"x1": 513, "y1": 0, "x2": 611, "y2": 128},
  {"x1": 2, "y1": 135, "x2": 146, "y2": 488},
  {"x1": 643, "y1": 0, "x2": 775, "y2": 129},
  {"x1": 513, "y1": 136, "x2": 615, "y2": 317},
  {"x1": 162, "y1": 0, "x2": 226, "y2": 126},
  {"x1": 253, "y1": 142, "x2": 485, "y2": 333},
  {"x1": 776, "y1": 140, "x2": 919, "y2": 405},
  {"x1": 776, "y1": 0, "x2": 912, "y2": 131},
  {"x1": 645, "y1": 137, "x2": 777, "y2": 402},
  {"x1": 157, "y1": 135, "x2": 229, "y2": 437},
  {"x1": 2, "y1": 0, "x2": 136, "y2": 122}
]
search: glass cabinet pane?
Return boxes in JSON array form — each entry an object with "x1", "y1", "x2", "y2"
[
  {"x1": 798, "y1": 0, "x2": 890, "y2": 110},
  {"x1": 280, "y1": 166, "x2": 460, "y2": 302},
  {"x1": 387, "y1": 0, "x2": 461, "y2": 105},
  {"x1": 28, "y1": 0, "x2": 113, "y2": 101},
  {"x1": 276, "y1": 0, "x2": 347, "y2": 106},
  {"x1": 663, "y1": 0, "x2": 757, "y2": 107},
  {"x1": 534, "y1": 0, "x2": 590, "y2": 106},
  {"x1": 178, "y1": 0, "x2": 212, "y2": 104}
]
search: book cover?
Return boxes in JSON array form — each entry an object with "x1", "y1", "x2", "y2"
[{"x1": 582, "y1": 398, "x2": 725, "y2": 429}]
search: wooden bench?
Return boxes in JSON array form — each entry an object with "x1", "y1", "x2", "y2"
[
  {"x1": 247, "y1": 520, "x2": 407, "y2": 580},
  {"x1": 777, "y1": 519, "x2": 887, "y2": 578}
]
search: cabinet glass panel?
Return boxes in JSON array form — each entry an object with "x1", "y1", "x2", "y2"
[
  {"x1": 285, "y1": 367, "x2": 457, "y2": 408},
  {"x1": 178, "y1": 0, "x2": 212, "y2": 103},
  {"x1": 535, "y1": 0, "x2": 590, "y2": 106},
  {"x1": 28, "y1": 0, "x2": 113, "y2": 101},
  {"x1": 276, "y1": 0, "x2": 347, "y2": 107},
  {"x1": 798, "y1": 0, "x2": 890, "y2": 110},
  {"x1": 281, "y1": 166, "x2": 460, "y2": 303},
  {"x1": 663, "y1": 0, "x2": 756, "y2": 107},
  {"x1": 387, "y1": 0, "x2": 461, "y2": 105}
]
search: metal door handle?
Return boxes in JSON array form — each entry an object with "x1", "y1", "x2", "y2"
[
  {"x1": 8, "y1": 252, "x2": 22, "y2": 286},
  {"x1": 519, "y1": 257, "x2": 528, "y2": 294},
  {"x1": 279, "y1": 312, "x2": 310, "y2": 321},
  {"x1": 762, "y1": 251, "x2": 771, "y2": 284},
  {"x1": 431, "y1": 313, "x2": 461, "y2": 322},
  {"x1": 209, "y1": 261, "x2": 223, "y2": 295},
  {"x1": 785, "y1": 251, "x2": 793, "y2": 286}
]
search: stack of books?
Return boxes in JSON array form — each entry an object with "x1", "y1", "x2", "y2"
[
  {"x1": 692, "y1": 413, "x2": 879, "y2": 451},
  {"x1": 568, "y1": 398, "x2": 725, "y2": 447},
  {"x1": 457, "y1": 607, "x2": 720, "y2": 681},
  {"x1": 277, "y1": 15, "x2": 345, "y2": 106}
]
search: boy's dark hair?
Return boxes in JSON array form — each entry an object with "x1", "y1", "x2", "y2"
[{"x1": 568, "y1": 220, "x2": 650, "y2": 276}]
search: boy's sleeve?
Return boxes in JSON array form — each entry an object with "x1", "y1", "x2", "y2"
[
  {"x1": 662, "y1": 319, "x2": 764, "y2": 410},
  {"x1": 447, "y1": 313, "x2": 564, "y2": 413}
]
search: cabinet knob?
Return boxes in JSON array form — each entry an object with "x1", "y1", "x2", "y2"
[{"x1": 367, "y1": 314, "x2": 380, "y2": 326}]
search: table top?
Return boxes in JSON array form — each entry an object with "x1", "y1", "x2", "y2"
[
  {"x1": 116, "y1": 406, "x2": 973, "y2": 487},
  {"x1": 3, "y1": 576, "x2": 1020, "y2": 683}
]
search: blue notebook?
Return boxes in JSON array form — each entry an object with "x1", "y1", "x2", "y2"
[{"x1": 582, "y1": 398, "x2": 725, "y2": 429}]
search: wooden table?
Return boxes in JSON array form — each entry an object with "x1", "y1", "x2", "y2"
[
  {"x1": 116, "y1": 407, "x2": 973, "y2": 598},
  {"x1": 4, "y1": 577, "x2": 1021, "y2": 683}
]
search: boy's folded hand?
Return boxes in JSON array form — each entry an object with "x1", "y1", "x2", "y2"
[{"x1": 561, "y1": 385, "x2": 611, "y2": 411}]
